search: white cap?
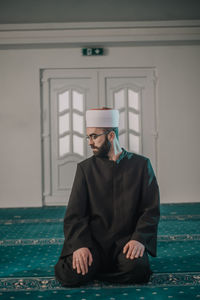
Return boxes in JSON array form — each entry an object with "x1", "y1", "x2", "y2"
[{"x1": 86, "y1": 107, "x2": 119, "y2": 127}]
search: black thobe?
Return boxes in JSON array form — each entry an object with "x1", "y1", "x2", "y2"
[{"x1": 60, "y1": 148, "x2": 160, "y2": 259}]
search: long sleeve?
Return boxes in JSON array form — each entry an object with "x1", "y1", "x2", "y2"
[
  {"x1": 60, "y1": 163, "x2": 93, "y2": 257},
  {"x1": 131, "y1": 159, "x2": 160, "y2": 257}
]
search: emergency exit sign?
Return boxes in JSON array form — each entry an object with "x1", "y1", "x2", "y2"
[{"x1": 82, "y1": 48, "x2": 104, "y2": 56}]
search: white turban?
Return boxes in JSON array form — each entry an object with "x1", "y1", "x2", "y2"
[{"x1": 86, "y1": 108, "x2": 119, "y2": 127}]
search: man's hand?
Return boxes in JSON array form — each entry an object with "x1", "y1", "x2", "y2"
[
  {"x1": 72, "y1": 247, "x2": 93, "y2": 275},
  {"x1": 123, "y1": 240, "x2": 145, "y2": 260}
]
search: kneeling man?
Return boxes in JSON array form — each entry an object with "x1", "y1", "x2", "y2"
[{"x1": 55, "y1": 107, "x2": 160, "y2": 287}]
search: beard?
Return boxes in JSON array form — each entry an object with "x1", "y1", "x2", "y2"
[{"x1": 91, "y1": 136, "x2": 111, "y2": 158}]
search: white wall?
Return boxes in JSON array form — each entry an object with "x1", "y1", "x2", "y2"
[{"x1": 0, "y1": 45, "x2": 200, "y2": 207}]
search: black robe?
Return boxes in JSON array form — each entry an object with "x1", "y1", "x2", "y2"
[{"x1": 60, "y1": 148, "x2": 160, "y2": 259}]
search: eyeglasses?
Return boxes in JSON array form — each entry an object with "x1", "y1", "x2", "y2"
[{"x1": 85, "y1": 130, "x2": 112, "y2": 141}]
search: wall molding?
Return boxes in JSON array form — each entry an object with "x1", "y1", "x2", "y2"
[{"x1": 0, "y1": 20, "x2": 200, "y2": 48}]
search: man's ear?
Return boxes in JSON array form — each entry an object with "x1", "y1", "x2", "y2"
[{"x1": 109, "y1": 131, "x2": 115, "y2": 141}]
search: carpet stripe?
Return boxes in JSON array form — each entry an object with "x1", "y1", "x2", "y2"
[
  {"x1": 1, "y1": 215, "x2": 200, "y2": 224},
  {"x1": 1, "y1": 235, "x2": 200, "y2": 246},
  {"x1": 0, "y1": 273, "x2": 200, "y2": 291}
]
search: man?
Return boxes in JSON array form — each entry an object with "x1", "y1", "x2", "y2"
[{"x1": 54, "y1": 107, "x2": 160, "y2": 287}]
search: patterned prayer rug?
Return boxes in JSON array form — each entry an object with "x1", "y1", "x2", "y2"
[{"x1": 0, "y1": 203, "x2": 200, "y2": 300}]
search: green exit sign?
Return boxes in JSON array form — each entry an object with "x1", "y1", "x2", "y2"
[{"x1": 82, "y1": 48, "x2": 104, "y2": 56}]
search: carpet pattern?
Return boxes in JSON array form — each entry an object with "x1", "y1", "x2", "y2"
[{"x1": 0, "y1": 203, "x2": 200, "y2": 299}]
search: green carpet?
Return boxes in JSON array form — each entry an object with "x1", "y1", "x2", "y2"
[{"x1": 0, "y1": 203, "x2": 200, "y2": 299}]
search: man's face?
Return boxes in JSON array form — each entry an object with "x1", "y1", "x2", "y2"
[{"x1": 86, "y1": 127, "x2": 111, "y2": 157}]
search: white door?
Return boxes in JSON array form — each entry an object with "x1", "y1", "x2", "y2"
[
  {"x1": 99, "y1": 69, "x2": 157, "y2": 169},
  {"x1": 41, "y1": 68, "x2": 157, "y2": 205},
  {"x1": 41, "y1": 69, "x2": 97, "y2": 205}
]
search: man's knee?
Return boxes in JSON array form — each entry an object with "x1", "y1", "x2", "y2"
[
  {"x1": 54, "y1": 248, "x2": 100, "y2": 287},
  {"x1": 130, "y1": 256, "x2": 152, "y2": 283},
  {"x1": 117, "y1": 251, "x2": 152, "y2": 283},
  {"x1": 54, "y1": 258, "x2": 67, "y2": 285}
]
